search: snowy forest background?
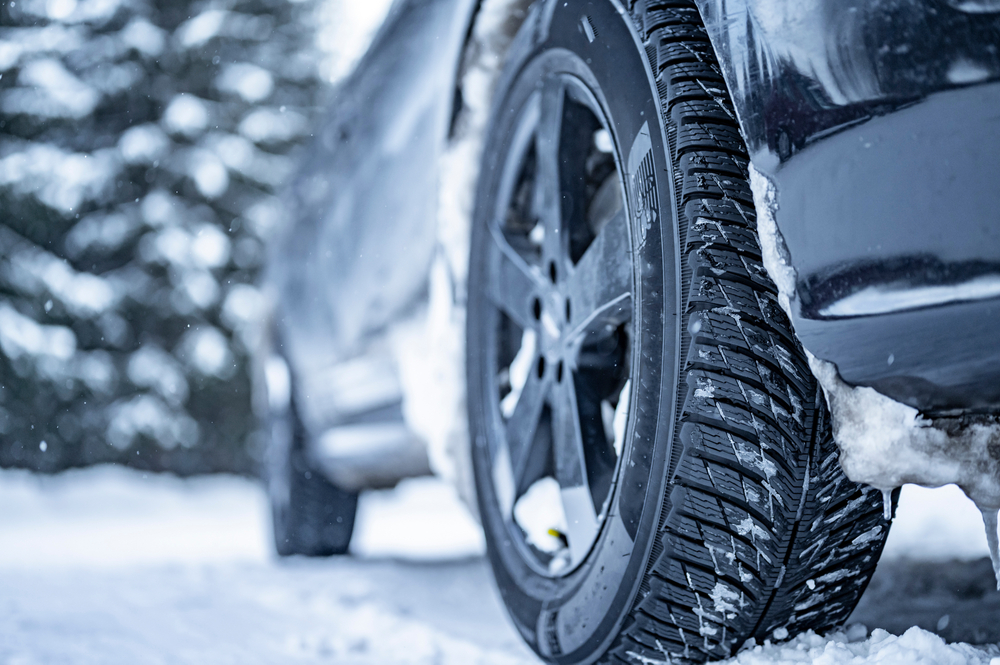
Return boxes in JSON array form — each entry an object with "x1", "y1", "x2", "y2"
[{"x1": 0, "y1": 0, "x2": 388, "y2": 474}]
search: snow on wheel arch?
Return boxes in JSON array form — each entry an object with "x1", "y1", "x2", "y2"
[{"x1": 749, "y1": 164, "x2": 1000, "y2": 589}]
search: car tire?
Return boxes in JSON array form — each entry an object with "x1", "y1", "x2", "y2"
[
  {"x1": 465, "y1": 1, "x2": 893, "y2": 662},
  {"x1": 266, "y1": 392, "x2": 358, "y2": 557}
]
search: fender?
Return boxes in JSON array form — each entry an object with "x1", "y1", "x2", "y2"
[
  {"x1": 695, "y1": 0, "x2": 1000, "y2": 411},
  {"x1": 266, "y1": 0, "x2": 480, "y2": 437}
]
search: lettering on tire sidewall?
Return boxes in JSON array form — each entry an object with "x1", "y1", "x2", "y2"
[{"x1": 627, "y1": 122, "x2": 657, "y2": 250}]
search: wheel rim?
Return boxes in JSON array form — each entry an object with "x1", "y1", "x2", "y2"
[{"x1": 482, "y1": 72, "x2": 635, "y2": 577}]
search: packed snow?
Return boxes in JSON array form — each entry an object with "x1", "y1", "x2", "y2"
[
  {"x1": 716, "y1": 628, "x2": 999, "y2": 665},
  {"x1": 0, "y1": 466, "x2": 529, "y2": 664},
  {"x1": 1, "y1": 466, "x2": 998, "y2": 663}
]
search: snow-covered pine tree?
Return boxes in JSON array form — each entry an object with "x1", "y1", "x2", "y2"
[{"x1": 0, "y1": 0, "x2": 328, "y2": 474}]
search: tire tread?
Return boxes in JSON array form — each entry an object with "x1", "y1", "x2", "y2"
[{"x1": 608, "y1": 3, "x2": 891, "y2": 662}]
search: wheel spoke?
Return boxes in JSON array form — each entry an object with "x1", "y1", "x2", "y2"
[
  {"x1": 534, "y1": 78, "x2": 566, "y2": 262},
  {"x1": 565, "y1": 208, "x2": 632, "y2": 338},
  {"x1": 550, "y1": 376, "x2": 599, "y2": 564},
  {"x1": 487, "y1": 225, "x2": 547, "y2": 330},
  {"x1": 505, "y1": 365, "x2": 551, "y2": 490}
]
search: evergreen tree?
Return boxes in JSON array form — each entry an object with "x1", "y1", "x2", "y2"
[{"x1": 0, "y1": 0, "x2": 329, "y2": 474}]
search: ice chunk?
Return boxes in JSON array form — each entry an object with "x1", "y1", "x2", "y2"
[
  {"x1": 983, "y1": 508, "x2": 1000, "y2": 591},
  {"x1": 748, "y1": 165, "x2": 797, "y2": 318},
  {"x1": 809, "y1": 352, "x2": 1000, "y2": 587},
  {"x1": 882, "y1": 489, "x2": 892, "y2": 521},
  {"x1": 808, "y1": 354, "x2": 1000, "y2": 514}
]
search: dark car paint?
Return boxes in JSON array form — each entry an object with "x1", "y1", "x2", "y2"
[
  {"x1": 271, "y1": 0, "x2": 1000, "y2": 440},
  {"x1": 695, "y1": 0, "x2": 1000, "y2": 411}
]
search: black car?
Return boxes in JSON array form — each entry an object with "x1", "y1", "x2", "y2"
[{"x1": 255, "y1": 1, "x2": 1000, "y2": 663}]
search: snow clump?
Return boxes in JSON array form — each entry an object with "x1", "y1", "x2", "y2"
[{"x1": 717, "y1": 626, "x2": 1000, "y2": 665}]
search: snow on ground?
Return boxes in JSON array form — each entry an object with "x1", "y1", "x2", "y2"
[
  {"x1": 1, "y1": 467, "x2": 999, "y2": 664},
  {"x1": 351, "y1": 475, "x2": 486, "y2": 560},
  {"x1": 717, "y1": 628, "x2": 999, "y2": 665},
  {"x1": 0, "y1": 466, "x2": 527, "y2": 664},
  {"x1": 883, "y1": 483, "x2": 993, "y2": 561}
]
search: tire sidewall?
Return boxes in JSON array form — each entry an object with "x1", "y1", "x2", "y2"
[{"x1": 467, "y1": 1, "x2": 682, "y2": 661}]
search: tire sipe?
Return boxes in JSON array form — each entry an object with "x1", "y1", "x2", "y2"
[{"x1": 465, "y1": 1, "x2": 893, "y2": 662}]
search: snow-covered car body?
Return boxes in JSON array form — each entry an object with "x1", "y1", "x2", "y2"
[{"x1": 263, "y1": 0, "x2": 1000, "y2": 495}]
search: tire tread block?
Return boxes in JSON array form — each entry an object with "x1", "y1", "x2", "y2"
[
  {"x1": 681, "y1": 169, "x2": 754, "y2": 207},
  {"x1": 590, "y1": 2, "x2": 891, "y2": 662}
]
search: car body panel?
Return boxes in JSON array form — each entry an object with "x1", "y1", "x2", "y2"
[
  {"x1": 695, "y1": 0, "x2": 1000, "y2": 410},
  {"x1": 267, "y1": 0, "x2": 478, "y2": 438}
]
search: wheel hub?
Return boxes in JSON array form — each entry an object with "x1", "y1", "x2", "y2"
[{"x1": 481, "y1": 71, "x2": 635, "y2": 576}]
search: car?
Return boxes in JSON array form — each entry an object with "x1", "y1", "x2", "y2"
[{"x1": 253, "y1": 0, "x2": 1000, "y2": 663}]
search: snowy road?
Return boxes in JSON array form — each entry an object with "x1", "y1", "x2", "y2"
[
  {"x1": 1, "y1": 468, "x2": 999, "y2": 664},
  {"x1": 0, "y1": 468, "x2": 534, "y2": 664}
]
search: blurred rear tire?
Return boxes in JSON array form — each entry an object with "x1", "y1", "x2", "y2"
[{"x1": 266, "y1": 384, "x2": 358, "y2": 557}]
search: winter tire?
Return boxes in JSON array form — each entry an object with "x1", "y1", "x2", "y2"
[
  {"x1": 466, "y1": 1, "x2": 894, "y2": 662},
  {"x1": 266, "y1": 381, "x2": 358, "y2": 557}
]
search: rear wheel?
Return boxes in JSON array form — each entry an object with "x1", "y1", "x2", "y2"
[
  {"x1": 466, "y1": 1, "x2": 893, "y2": 662},
  {"x1": 264, "y1": 356, "x2": 358, "y2": 557}
]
